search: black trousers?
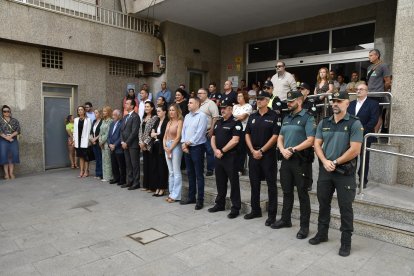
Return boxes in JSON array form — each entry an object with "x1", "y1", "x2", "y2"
[
  {"x1": 124, "y1": 147, "x2": 140, "y2": 187},
  {"x1": 280, "y1": 156, "x2": 311, "y2": 227},
  {"x1": 248, "y1": 150, "x2": 278, "y2": 218},
  {"x1": 153, "y1": 142, "x2": 169, "y2": 190},
  {"x1": 317, "y1": 166, "x2": 356, "y2": 245},
  {"x1": 143, "y1": 150, "x2": 157, "y2": 190},
  {"x1": 110, "y1": 150, "x2": 126, "y2": 184},
  {"x1": 236, "y1": 131, "x2": 247, "y2": 173},
  {"x1": 214, "y1": 151, "x2": 241, "y2": 211}
]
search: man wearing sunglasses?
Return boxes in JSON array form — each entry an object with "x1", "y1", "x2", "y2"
[{"x1": 270, "y1": 61, "x2": 297, "y2": 102}]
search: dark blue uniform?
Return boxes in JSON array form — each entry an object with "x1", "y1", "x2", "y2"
[
  {"x1": 209, "y1": 92, "x2": 223, "y2": 106},
  {"x1": 212, "y1": 115, "x2": 242, "y2": 212},
  {"x1": 245, "y1": 108, "x2": 281, "y2": 220}
]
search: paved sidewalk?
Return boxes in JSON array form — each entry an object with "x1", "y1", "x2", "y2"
[{"x1": 0, "y1": 169, "x2": 413, "y2": 275}]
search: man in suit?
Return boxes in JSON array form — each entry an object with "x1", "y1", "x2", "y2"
[
  {"x1": 121, "y1": 99, "x2": 141, "y2": 190},
  {"x1": 108, "y1": 109, "x2": 126, "y2": 186},
  {"x1": 347, "y1": 84, "x2": 380, "y2": 187}
]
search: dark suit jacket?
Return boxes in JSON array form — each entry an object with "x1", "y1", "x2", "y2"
[
  {"x1": 152, "y1": 118, "x2": 169, "y2": 155},
  {"x1": 348, "y1": 98, "x2": 380, "y2": 141},
  {"x1": 90, "y1": 119, "x2": 102, "y2": 137},
  {"x1": 121, "y1": 112, "x2": 140, "y2": 149},
  {"x1": 108, "y1": 119, "x2": 123, "y2": 153}
]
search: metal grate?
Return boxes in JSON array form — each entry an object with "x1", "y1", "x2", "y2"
[
  {"x1": 127, "y1": 228, "x2": 168, "y2": 245},
  {"x1": 109, "y1": 59, "x2": 139, "y2": 77},
  {"x1": 41, "y1": 49, "x2": 63, "y2": 69}
]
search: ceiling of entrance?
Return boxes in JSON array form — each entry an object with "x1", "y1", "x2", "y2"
[{"x1": 137, "y1": 0, "x2": 382, "y2": 36}]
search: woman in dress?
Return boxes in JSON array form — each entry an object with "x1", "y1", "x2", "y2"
[
  {"x1": 150, "y1": 104, "x2": 169, "y2": 196},
  {"x1": 0, "y1": 105, "x2": 21, "y2": 179},
  {"x1": 139, "y1": 101, "x2": 158, "y2": 192},
  {"x1": 99, "y1": 106, "x2": 113, "y2": 182},
  {"x1": 73, "y1": 106, "x2": 92, "y2": 177},
  {"x1": 233, "y1": 90, "x2": 253, "y2": 175},
  {"x1": 90, "y1": 109, "x2": 103, "y2": 179},
  {"x1": 314, "y1": 67, "x2": 334, "y2": 121},
  {"x1": 163, "y1": 104, "x2": 184, "y2": 203},
  {"x1": 65, "y1": 115, "x2": 77, "y2": 168}
]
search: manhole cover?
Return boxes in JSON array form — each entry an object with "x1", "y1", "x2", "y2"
[{"x1": 127, "y1": 228, "x2": 168, "y2": 245}]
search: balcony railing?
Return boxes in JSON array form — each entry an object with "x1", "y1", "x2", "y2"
[{"x1": 10, "y1": 0, "x2": 155, "y2": 35}]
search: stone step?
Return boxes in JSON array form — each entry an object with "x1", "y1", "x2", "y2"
[
  {"x1": 200, "y1": 174, "x2": 414, "y2": 226},
  {"x1": 181, "y1": 175, "x2": 414, "y2": 249}
]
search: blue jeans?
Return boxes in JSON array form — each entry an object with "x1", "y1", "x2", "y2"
[
  {"x1": 165, "y1": 140, "x2": 183, "y2": 200},
  {"x1": 204, "y1": 135, "x2": 215, "y2": 172},
  {"x1": 185, "y1": 144, "x2": 205, "y2": 201},
  {"x1": 92, "y1": 144, "x2": 102, "y2": 178}
]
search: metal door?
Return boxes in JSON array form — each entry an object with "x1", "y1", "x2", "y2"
[{"x1": 44, "y1": 97, "x2": 71, "y2": 169}]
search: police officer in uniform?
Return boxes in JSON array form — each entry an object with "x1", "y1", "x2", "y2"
[
  {"x1": 298, "y1": 82, "x2": 317, "y2": 191},
  {"x1": 208, "y1": 98, "x2": 242, "y2": 218},
  {"x1": 244, "y1": 90, "x2": 281, "y2": 226},
  {"x1": 272, "y1": 91, "x2": 316, "y2": 240},
  {"x1": 310, "y1": 91, "x2": 364, "y2": 257}
]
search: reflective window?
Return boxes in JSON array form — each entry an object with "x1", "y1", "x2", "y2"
[
  {"x1": 279, "y1": 32, "x2": 329, "y2": 59},
  {"x1": 248, "y1": 40, "x2": 277, "y2": 63},
  {"x1": 332, "y1": 23, "x2": 375, "y2": 53}
]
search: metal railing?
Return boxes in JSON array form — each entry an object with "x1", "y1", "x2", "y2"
[
  {"x1": 9, "y1": 0, "x2": 155, "y2": 35},
  {"x1": 359, "y1": 133, "x2": 414, "y2": 195}
]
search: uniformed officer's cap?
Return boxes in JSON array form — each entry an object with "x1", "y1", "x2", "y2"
[
  {"x1": 263, "y1": 80, "x2": 273, "y2": 88},
  {"x1": 298, "y1": 82, "x2": 310, "y2": 90},
  {"x1": 331, "y1": 91, "x2": 349, "y2": 101},
  {"x1": 257, "y1": 90, "x2": 272, "y2": 100},
  {"x1": 220, "y1": 98, "x2": 237, "y2": 108},
  {"x1": 286, "y1": 91, "x2": 303, "y2": 102}
]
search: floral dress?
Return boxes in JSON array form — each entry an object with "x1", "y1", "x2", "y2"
[{"x1": 99, "y1": 118, "x2": 113, "y2": 181}]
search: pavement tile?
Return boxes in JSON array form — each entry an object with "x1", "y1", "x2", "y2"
[
  {"x1": 174, "y1": 240, "x2": 229, "y2": 268},
  {"x1": 122, "y1": 255, "x2": 191, "y2": 276}
]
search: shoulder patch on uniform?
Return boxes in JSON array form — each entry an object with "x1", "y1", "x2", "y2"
[
  {"x1": 252, "y1": 119, "x2": 255, "y2": 124},
  {"x1": 235, "y1": 125, "x2": 241, "y2": 130}
]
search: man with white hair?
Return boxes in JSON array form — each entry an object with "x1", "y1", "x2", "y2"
[{"x1": 108, "y1": 109, "x2": 126, "y2": 186}]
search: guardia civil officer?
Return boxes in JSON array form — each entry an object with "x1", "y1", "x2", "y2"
[
  {"x1": 208, "y1": 98, "x2": 242, "y2": 219},
  {"x1": 298, "y1": 82, "x2": 317, "y2": 191},
  {"x1": 244, "y1": 90, "x2": 281, "y2": 226},
  {"x1": 310, "y1": 91, "x2": 363, "y2": 257},
  {"x1": 272, "y1": 91, "x2": 316, "y2": 240}
]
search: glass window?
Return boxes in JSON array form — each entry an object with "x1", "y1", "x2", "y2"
[
  {"x1": 279, "y1": 32, "x2": 329, "y2": 59},
  {"x1": 248, "y1": 40, "x2": 277, "y2": 63},
  {"x1": 332, "y1": 23, "x2": 375, "y2": 53}
]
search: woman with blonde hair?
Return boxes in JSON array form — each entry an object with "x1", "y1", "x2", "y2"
[
  {"x1": 99, "y1": 106, "x2": 113, "y2": 182},
  {"x1": 74, "y1": 106, "x2": 92, "y2": 177},
  {"x1": 163, "y1": 103, "x2": 184, "y2": 203}
]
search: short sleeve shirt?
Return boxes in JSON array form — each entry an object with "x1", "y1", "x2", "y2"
[
  {"x1": 213, "y1": 115, "x2": 242, "y2": 152},
  {"x1": 367, "y1": 63, "x2": 391, "y2": 92},
  {"x1": 200, "y1": 99, "x2": 219, "y2": 129},
  {"x1": 280, "y1": 109, "x2": 316, "y2": 148},
  {"x1": 315, "y1": 113, "x2": 364, "y2": 160},
  {"x1": 245, "y1": 108, "x2": 281, "y2": 149}
]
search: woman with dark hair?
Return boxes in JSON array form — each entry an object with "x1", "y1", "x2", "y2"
[
  {"x1": 157, "y1": 96, "x2": 167, "y2": 108},
  {"x1": 150, "y1": 105, "x2": 169, "y2": 196},
  {"x1": 122, "y1": 88, "x2": 138, "y2": 116},
  {"x1": 139, "y1": 101, "x2": 158, "y2": 191},
  {"x1": 314, "y1": 67, "x2": 334, "y2": 121},
  {"x1": 73, "y1": 106, "x2": 92, "y2": 178},
  {"x1": 0, "y1": 105, "x2": 21, "y2": 179},
  {"x1": 65, "y1": 115, "x2": 77, "y2": 168},
  {"x1": 90, "y1": 109, "x2": 103, "y2": 179},
  {"x1": 233, "y1": 90, "x2": 252, "y2": 175},
  {"x1": 175, "y1": 88, "x2": 188, "y2": 117}
]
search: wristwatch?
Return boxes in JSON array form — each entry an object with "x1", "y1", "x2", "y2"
[{"x1": 333, "y1": 160, "x2": 338, "y2": 165}]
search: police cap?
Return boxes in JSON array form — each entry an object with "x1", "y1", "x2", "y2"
[
  {"x1": 331, "y1": 91, "x2": 349, "y2": 101},
  {"x1": 286, "y1": 90, "x2": 303, "y2": 102}
]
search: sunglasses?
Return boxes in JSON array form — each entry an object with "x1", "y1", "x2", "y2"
[{"x1": 2, "y1": 110, "x2": 10, "y2": 113}]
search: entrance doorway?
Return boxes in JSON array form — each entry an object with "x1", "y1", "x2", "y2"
[
  {"x1": 43, "y1": 84, "x2": 76, "y2": 169},
  {"x1": 188, "y1": 70, "x2": 204, "y2": 94}
]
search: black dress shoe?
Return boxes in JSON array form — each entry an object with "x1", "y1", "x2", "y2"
[
  {"x1": 180, "y1": 199, "x2": 196, "y2": 205},
  {"x1": 244, "y1": 212, "x2": 262, "y2": 220},
  {"x1": 339, "y1": 244, "x2": 351, "y2": 257},
  {"x1": 117, "y1": 182, "x2": 125, "y2": 186},
  {"x1": 270, "y1": 220, "x2": 292, "y2": 229},
  {"x1": 309, "y1": 233, "x2": 328, "y2": 245},
  {"x1": 195, "y1": 201, "x2": 204, "y2": 210},
  {"x1": 128, "y1": 184, "x2": 140, "y2": 190},
  {"x1": 296, "y1": 227, "x2": 309, "y2": 239},
  {"x1": 206, "y1": 171, "x2": 214, "y2": 176},
  {"x1": 208, "y1": 205, "x2": 225, "y2": 213},
  {"x1": 265, "y1": 217, "x2": 276, "y2": 227},
  {"x1": 227, "y1": 211, "x2": 239, "y2": 219},
  {"x1": 109, "y1": 180, "x2": 118, "y2": 184},
  {"x1": 121, "y1": 183, "x2": 132, "y2": 188}
]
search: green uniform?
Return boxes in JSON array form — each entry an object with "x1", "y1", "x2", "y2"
[
  {"x1": 279, "y1": 109, "x2": 316, "y2": 228},
  {"x1": 315, "y1": 113, "x2": 363, "y2": 246}
]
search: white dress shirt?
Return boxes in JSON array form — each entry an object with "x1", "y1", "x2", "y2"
[{"x1": 355, "y1": 97, "x2": 367, "y2": 115}]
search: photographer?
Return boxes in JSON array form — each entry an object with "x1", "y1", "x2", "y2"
[{"x1": 310, "y1": 92, "x2": 363, "y2": 257}]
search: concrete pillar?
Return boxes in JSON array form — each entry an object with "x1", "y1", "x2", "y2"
[{"x1": 390, "y1": 0, "x2": 414, "y2": 186}]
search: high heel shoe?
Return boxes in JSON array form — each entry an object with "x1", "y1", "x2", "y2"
[
  {"x1": 78, "y1": 171, "x2": 84, "y2": 178},
  {"x1": 83, "y1": 171, "x2": 89, "y2": 178},
  {"x1": 156, "y1": 190, "x2": 165, "y2": 197}
]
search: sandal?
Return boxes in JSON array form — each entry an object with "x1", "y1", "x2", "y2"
[
  {"x1": 4, "y1": 175, "x2": 10, "y2": 180},
  {"x1": 78, "y1": 171, "x2": 84, "y2": 178},
  {"x1": 167, "y1": 198, "x2": 176, "y2": 203},
  {"x1": 71, "y1": 164, "x2": 76, "y2": 169},
  {"x1": 83, "y1": 171, "x2": 89, "y2": 178},
  {"x1": 165, "y1": 196, "x2": 171, "y2": 202}
]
